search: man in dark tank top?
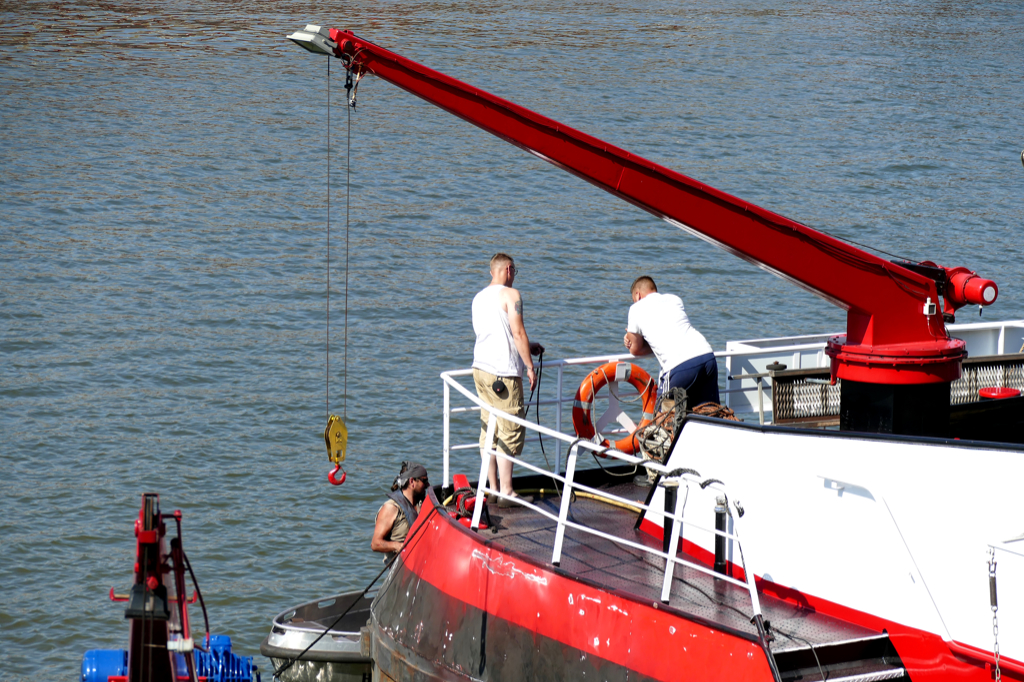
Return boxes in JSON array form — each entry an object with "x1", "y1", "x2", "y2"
[{"x1": 371, "y1": 461, "x2": 430, "y2": 561}]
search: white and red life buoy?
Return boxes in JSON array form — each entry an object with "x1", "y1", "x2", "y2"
[{"x1": 572, "y1": 362, "x2": 657, "y2": 454}]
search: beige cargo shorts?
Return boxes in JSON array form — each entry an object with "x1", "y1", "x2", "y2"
[{"x1": 472, "y1": 368, "x2": 526, "y2": 457}]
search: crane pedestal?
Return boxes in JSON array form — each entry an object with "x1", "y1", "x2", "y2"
[{"x1": 840, "y1": 380, "x2": 951, "y2": 438}]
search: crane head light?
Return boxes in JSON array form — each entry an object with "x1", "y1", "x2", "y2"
[{"x1": 287, "y1": 25, "x2": 337, "y2": 56}]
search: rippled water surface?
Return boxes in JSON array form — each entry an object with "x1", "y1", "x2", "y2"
[{"x1": 1, "y1": 0, "x2": 1021, "y2": 677}]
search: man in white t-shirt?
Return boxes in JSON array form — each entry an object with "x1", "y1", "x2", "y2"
[
  {"x1": 471, "y1": 253, "x2": 544, "y2": 505},
  {"x1": 623, "y1": 275, "x2": 720, "y2": 406}
]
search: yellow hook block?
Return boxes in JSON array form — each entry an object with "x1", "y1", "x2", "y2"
[{"x1": 324, "y1": 414, "x2": 348, "y2": 464}]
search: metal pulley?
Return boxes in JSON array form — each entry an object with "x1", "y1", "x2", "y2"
[{"x1": 324, "y1": 415, "x2": 349, "y2": 485}]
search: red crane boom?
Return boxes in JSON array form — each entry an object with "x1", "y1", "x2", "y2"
[{"x1": 288, "y1": 26, "x2": 997, "y2": 390}]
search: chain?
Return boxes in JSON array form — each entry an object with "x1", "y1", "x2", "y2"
[
  {"x1": 344, "y1": 66, "x2": 361, "y2": 108},
  {"x1": 988, "y1": 547, "x2": 1001, "y2": 682}
]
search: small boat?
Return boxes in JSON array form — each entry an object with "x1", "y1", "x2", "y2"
[
  {"x1": 81, "y1": 493, "x2": 260, "y2": 682},
  {"x1": 260, "y1": 590, "x2": 373, "y2": 680},
  {"x1": 271, "y1": 24, "x2": 1024, "y2": 682}
]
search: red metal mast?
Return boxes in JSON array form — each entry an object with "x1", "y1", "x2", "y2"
[{"x1": 288, "y1": 26, "x2": 998, "y2": 431}]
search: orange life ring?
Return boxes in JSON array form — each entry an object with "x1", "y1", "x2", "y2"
[{"x1": 572, "y1": 362, "x2": 657, "y2": 454}]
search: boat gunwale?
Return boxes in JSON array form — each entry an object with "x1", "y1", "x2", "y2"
[{"x1": 267, "y1": 589, "x2": 376, "y2": 637}]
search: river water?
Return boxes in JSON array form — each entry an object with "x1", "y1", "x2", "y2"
[{"x1": 1, "y1": 0, "x2": 1021, "y2": 678}]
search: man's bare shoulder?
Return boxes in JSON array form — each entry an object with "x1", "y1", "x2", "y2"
[
  {"x1": 374, "y1": 499, "x2": 399, "y2": 533},
  {"x1": 499, "y1": 285, "x2": 522, "y2": 309}
]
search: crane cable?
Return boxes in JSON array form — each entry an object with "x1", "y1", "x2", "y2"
[
  {"x1": 327, "y1": 57, "x2": 331, "y2": 421},
  {"x1": 326, "y1": 59, "x2": 353, "y2": 423},
  {"x1": 324, "y1": 58, "x2": 353, "y2": 485},
  {"x1": 345, "y1": 69, "x2": 352, "y2": 423}
]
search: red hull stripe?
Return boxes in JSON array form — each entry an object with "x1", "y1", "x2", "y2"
[{"x1": 402, "y1": 504, "x2": 774, "y2": 682}]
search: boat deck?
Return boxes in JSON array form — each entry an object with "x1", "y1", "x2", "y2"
[{"x1": 466, "y1": 476, "x2": 879, "y2": 654}]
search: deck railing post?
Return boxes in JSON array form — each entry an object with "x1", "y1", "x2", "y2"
[
  {"x1": 730, "y1": 500, "x2": 782, "y2": 682},
  {"x1": 660, "y1": 479, "x2": 685, "y2": 603},
  {"x1": 470, "y1": 411, "x2": 498, "y2": 532},
  {"x1": 443, "y1": 380, "x2": 451, "y2": 488},
  {"x1": 550, "y1": 443, "x2": 578, "y2": 566},
  {"x1": 756, "y1": 376, "x2": 765, "y2": 425},
  {"x1": 555, "y1": 365, "x2": 564, "y2": 474},
  {"x1": 730, "y1": 501, "x2": 764, "y2": 620},
  {"x1": 724, "y1": 353, "x2": 733, "y2": 409}
]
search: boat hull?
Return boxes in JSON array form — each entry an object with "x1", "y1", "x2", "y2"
[{"x1": 367, "y1": 501, "x2": 774, "y2": 682}]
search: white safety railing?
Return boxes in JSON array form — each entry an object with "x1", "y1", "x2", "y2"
[
  {"x1": 441, "y1": 350, "x2": 783, "y2": 487},
  {"x1": 721, "y1": 319, "x2": 1024, "y2": 418},
  {"x1": 441, "y1": 352, "x2": 648, "y2": 484},
  {"x1": 440, "y1": 367, "x2": 766, "y2": 619}
]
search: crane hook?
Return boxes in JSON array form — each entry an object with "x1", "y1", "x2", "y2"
[
  {"x1": 328, "y1": 463, "x2": 347, "y2": 486},
  {"x1": 324, "y1": 414, "x2": 349, "y2": 486}
]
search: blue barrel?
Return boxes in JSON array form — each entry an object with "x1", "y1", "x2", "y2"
[{"x1": 81, "y1": 649, "x2": 127, "y2": 682}]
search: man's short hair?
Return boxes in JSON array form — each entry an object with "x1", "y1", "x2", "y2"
[
  {"x1": 490, "y1": 253, "x2": 514, "y2": 273},
  {"x1": 630, "y1": 276, "x2": 658, "y2": 297}
]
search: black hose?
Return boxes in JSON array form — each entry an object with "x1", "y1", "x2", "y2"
[{"x1": 181, "y1": 549, "x2": 210, "y2": 650}]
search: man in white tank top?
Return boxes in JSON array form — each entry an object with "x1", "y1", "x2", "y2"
[{"x1": 471, "y1": 253, "x2": 544, "y2": 504}]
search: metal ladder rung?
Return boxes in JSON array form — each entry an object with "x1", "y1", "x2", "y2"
[{"x1": 810, "y1": 668, "x2": 905, "y2": 682}]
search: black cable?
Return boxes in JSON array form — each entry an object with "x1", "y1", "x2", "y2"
[
  {"x1": 772, "y1": 627, "x2": 827, "y2": 681},
  {"x1": 523, "y1": 351, "x2": 541, "y2": 418},
  {"x1": 272, "y1": 505, "x2": 438, "y2": 680},
  {"x1": 533, "y1": 353, "x2": 549, "y2": 462},
  {"x1": 590, "y1": 449, "x2": 639, "y2": 477},
  {"x1": 181, "y1": 549, "x2": 210, "y2": 651},
  {"x1": 583, "y1": 438, "x2": 638, "y2": 478},
  {"x1": 520, "y1": 352, "x2": 569, "y2": 499}
]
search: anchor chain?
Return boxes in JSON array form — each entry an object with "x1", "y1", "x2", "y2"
[{"x1": 988, "y1": 547, "x2": 1001, "y2": 681}]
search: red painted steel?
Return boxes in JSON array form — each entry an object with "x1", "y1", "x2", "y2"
[
  {"x1": 129, "y1": 494, "x2": 178, "y2": 682},
  {"x1": 401, "y1": 501, "x2": 775, "y2": 681},
  {"x1": 318, "y1": 29, "x2": 998, "y2": 385},
  {"x1": 979, "y1": 387, "x2": 1021, "y2": 399},
  {"x1": 327, "y1": 462, "x2": 346, "y2": 485}
]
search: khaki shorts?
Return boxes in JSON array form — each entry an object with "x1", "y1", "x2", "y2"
[{"x1": 473, "y1": 368, "x2": 526, "y2": 457}]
